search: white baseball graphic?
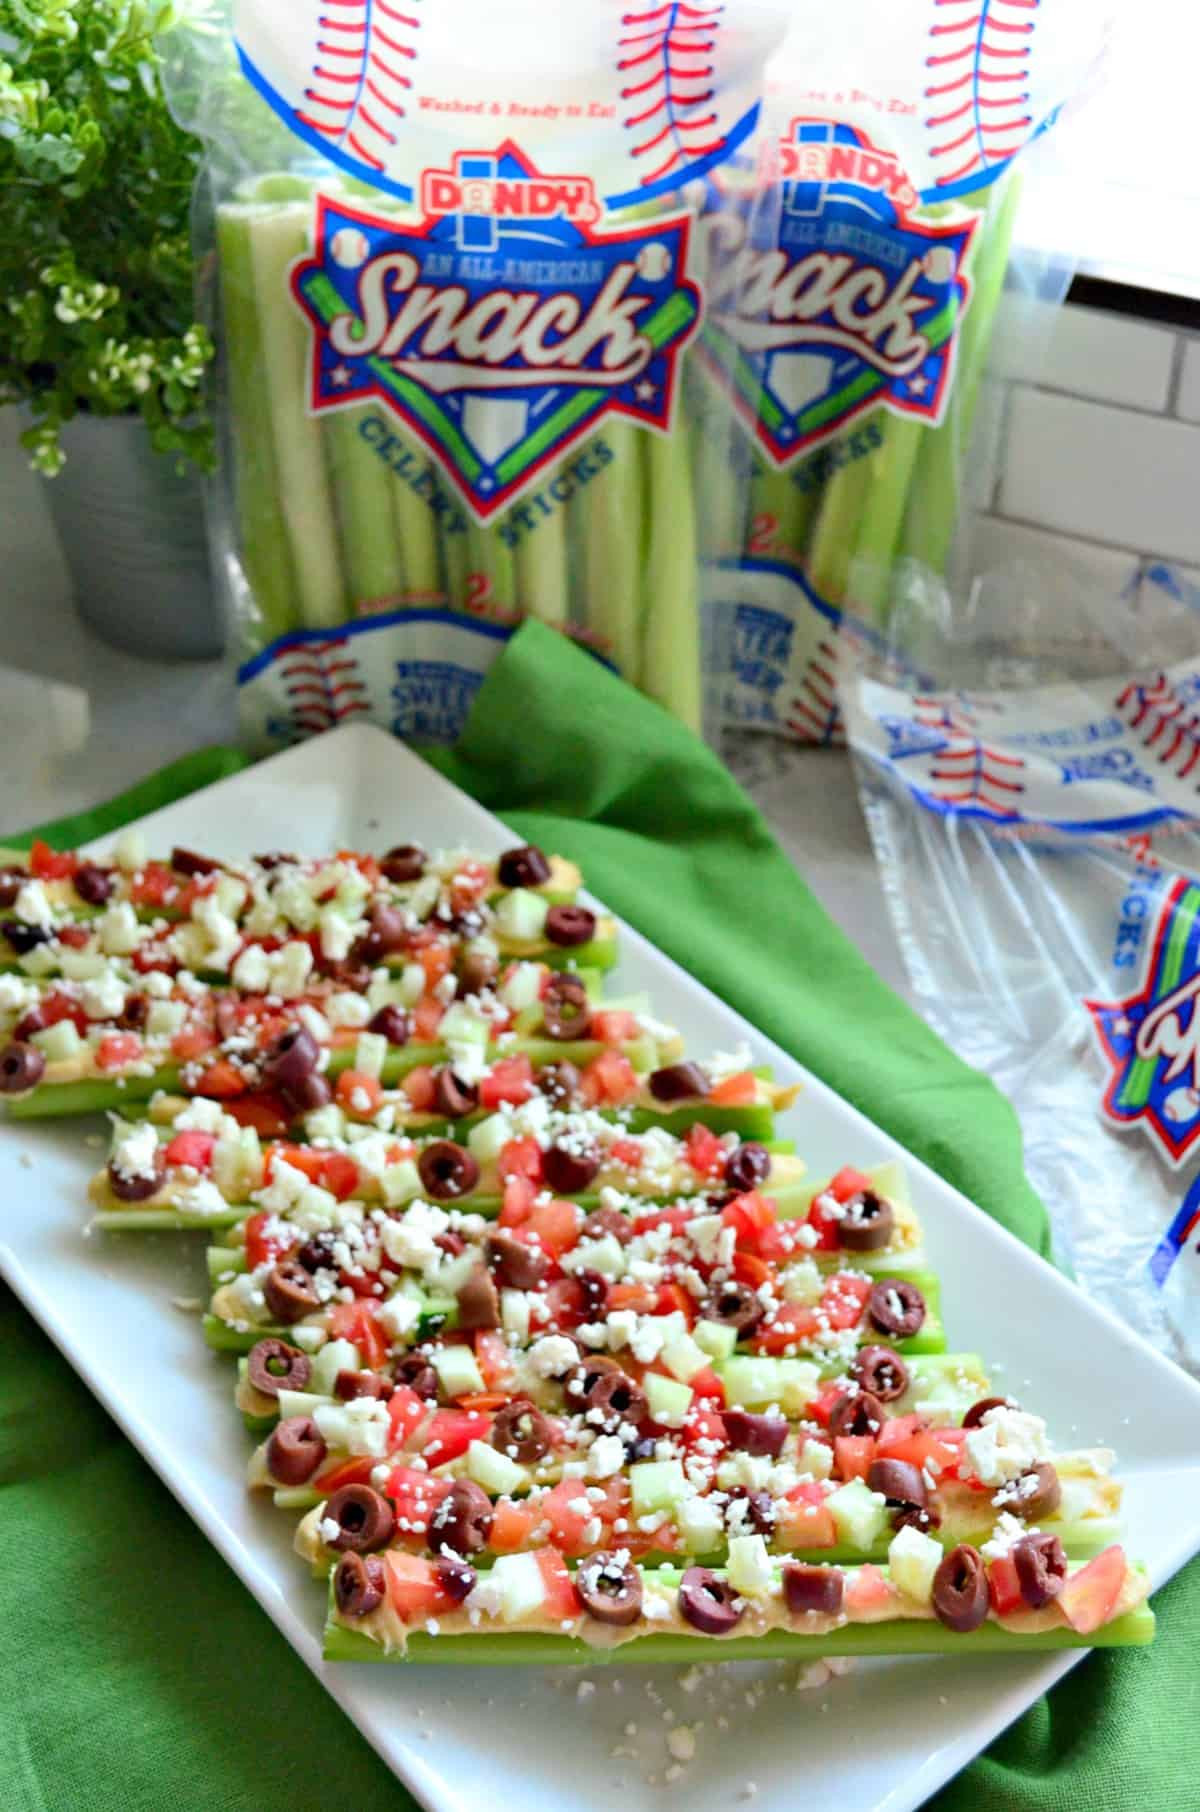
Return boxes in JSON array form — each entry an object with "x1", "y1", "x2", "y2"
[
  {"x1": 636, "y1": 240, "x2": 673, "y2": 281},
  {"x1": 233, "y1": 0, "x2": 788, "y2": 206},
  {"x1": 330, "y1": 227, "x2": 370, "y2": 268},
  {"x1": 1164, "y1": 1087, "x2": 1200, "y2": 1127},
  {"x1": 923, "y1": 246, "x2": 954, "y2": 283}
]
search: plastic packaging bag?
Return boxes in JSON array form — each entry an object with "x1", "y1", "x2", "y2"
[
  {"x1": 840, "y1": 572, "x2": 1200, "y2": 1374},
  {"x1": 700, "y1": 0, "x2": 1111, "y2": 743},
  {"x1": 166, "y1": 0, "x2": 791, "y2": 747}
]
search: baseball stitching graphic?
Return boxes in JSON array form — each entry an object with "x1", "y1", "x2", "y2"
[
  {"x1": 785, "y1": 636, "x2": 846, "y2": 745},
  {"x1": 1117, "y1": 675, "x2": 1200, "y2": 784},
  {"x1": 296, "y1": 0, "x2": 419, "y2": 175},
  {"x1": 924, "y1": 0, "x2": 1040, "y2": 191},
  {"x1": 276, "y1": 636, "x2": 372, "y2": 737},
  {"x1": 617, "y1": 3, "x2": 727, "y2": 188}
]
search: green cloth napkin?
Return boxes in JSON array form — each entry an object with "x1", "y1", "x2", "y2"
[{"x1": 0, "y1": 621, "x2": 1188, "y2": 1810}]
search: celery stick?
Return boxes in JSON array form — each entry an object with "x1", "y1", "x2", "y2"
[
  {"x1": 92, "y1": 1208, "x2": 243, "y2": 1234},
  {"x1": 440, "y1": 520, "x2": 473, "y2": 615},
  {"x1": 639, "y1": 425, "x2": 702, "y2": 730},
  {"x1": 846, "y1": 418, "x2": 925, "y2": 618},
  {"x1": 467, "y1": 521, "x2": 518, "y2": 618},
  {"x1": 215, "y1": 208, "x2": 299, "y2": 642},
  {"x1": 750, "y1": 456, "x2": 816, "y2": 571},
  {"x1": 578, "y1": 424, "x2": 642, "y2": 681},
  {"x1": 246, "y1": 205, "x2": 347, "y2": 628},
  {"x1": 5, "y1": 1067, "x2": 183, "y2": 1118},
  {"x1": 389, "y1": 453, "x2": 446, "y2": 604},
  {"x1": 806, "y1": 420, "x2": 877, "y2": 606},
  {"x1": 514, "y1": 494, "x2": 570, "y2": 628},
  {"x1": 324, "y1": 406, "x2": 405, "y2": 612}
]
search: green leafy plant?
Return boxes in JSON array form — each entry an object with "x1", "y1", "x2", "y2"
[{"x1": 0, "y1": 0, "x2": 214, "y2": 474}]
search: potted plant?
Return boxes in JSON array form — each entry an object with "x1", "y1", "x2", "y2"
[{"x1": 0, "y1": 0, "x2": 219, "y2": 656}]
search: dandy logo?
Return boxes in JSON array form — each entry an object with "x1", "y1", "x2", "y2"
[
  {"x1": 1086, "y1": 875, "x2": 1200, "y2": 1164},
  {"x1": 290, "y1": 142, "x2": 701, "y2": 522},
  {"x1": 703, "y1": 119, "x2": 978, "y2": 469}
]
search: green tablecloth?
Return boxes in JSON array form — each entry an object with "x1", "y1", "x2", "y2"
[{"x1": 1, "y1": 621, "x2": 1188, "y2": 1810}]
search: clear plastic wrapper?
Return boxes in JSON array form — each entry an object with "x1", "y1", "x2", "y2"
[{"x1": 840, "y1": 572, "x2": 1200, "y2": 1375}]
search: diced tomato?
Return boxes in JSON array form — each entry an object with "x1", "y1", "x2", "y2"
[
  {"x1": 541, "y1": 1276, "x2": 586, "y2": 1332},
  {"x1": 30, "y1": 839, "x2": 76, "y2": 881},
  {"x1": 608, "y1": 1281, "x2": 659, "y2": 1314},
  {"x1": 455, "y1": 1391, "x2": 511, "y2": 1413},
  {"x1": 833, "y1": 1435, "x2": 877, "y2": 1483},
  {"x1": 1057, "y1": 1545, "x2": 1127, "y2": 1635},
  {"x1": 876, "y1": 1415, "x2": 926, "y2": 1451},
  {"x1": 386, "y1": 1386, "x2": 429, "y2": 1451},
  {"x1": 418, "y1": 942, "x2": 454, "y2": 990},
  {"x1": 385, "y1": 1465, "x2": 451, "y2": 1536},
  {"x1": 876, "y1": 1423, "x2": 965, "y2": 1479},
  {"x1": 130, "y1": 861, "x2": 177, "y2": 909},
  {"x1": 805, "y1": 1196, "x2": 844, "y2": 1252},
  {"x1": 479, "y1": 1056, "x2": 534, "y2": 1110},
  {"x1": 687, "y1": 1366, "x2": 726, "y2": 1406},
  {"x1": 988, "y1": 1555, "x2": 1025, "y2": 1618},
  {"x1": 449, "y1": 858, "x2": 489, "y2": 908},
  {"x1": 328, "y1": 1300, "x2": 389, "y2": 1371},
  {"x1": 334, "y1": 849, "x2": 380, "y2": 887},
  {"x1": 819, "y1": 1272, "x2": 872, "y2": 1331},
  {"x1": 654, "y1": 1279, "x2": 697, "y2": 1324},
  {"x1": 535, "y1": 1546, "x2": 581, "y2": 1620},
  {"x1": 528, "y1": 1197, "x2": 580, "y2": 1256},
  {"x1": 489, "y1": 1497, "x2": 542, "y2": 1553},
  {"x1": 731, "y1": 1249, "x2": 772, "y2": 1291},
  {"x1": 685, "y1": 1122, "x2": 725, "y2": 1179},
  {"x1": 173, "y1": 877, "x2": 215, "y2": 917},
  {"x1": 402, "y1": 1065, "x2": 438, "y2": 1112},
  {"x1": 95, "y1": 1033, "x2": 143, "y2": 1072},
  {"x1": 56, "y1": 924, "x2": 91, "y2": 950},
  {"x1": 722, "y1": 1189, "x2": 774, "y2": 1241},
  {"x1": 589, "y1": 1009, "x2": 639, "y2": 1045},
  {"x1": 320, "y1": 1151, "x2": 362, "y2": 1200},
  {"x1": 266, "y1": 1144, "x2": 325, "y2": 1185},
  {"x1": 499, "y1": 1174, "x2": 536, "y2": 1227},
  {"x1": 540, "y1": 1480, "x2": 596, "y2": 1556},
  {"x1": 826, "y1": 1166, "x2": 874, "y2": 1204},
  {"x1": 579, "y1": 1049, "x2": 637, "y2": 1107},
  {"x1": 844, "y1": 1564, "x2": 894, "y2": 1614},
  {"x1": 610, "y1": 1136, "x2": 645, "y2": 1171},
  {"x1": 681, "y1": 1403, "x2": 727, "y2": 1459},
  {"x1": 336, "y1": 1069, "x2": 384, "y2": 1117},
  {"x1": 40, "y1": 993, "x2": 89, "y2": 1035},
  {"x1": 164, "y1": 1131, "x2": 216, "y2": 1171},
  {"x1": 314, "y1": 1455, "x2": 377, "y2": 1494},
  {"x1": 170, "y1": 1023, "x2": 218, "y2": 1063},
  {"x1": 498, "y1": 1136, "x2": 543, "y2": 1187},
  {"x1": 806, "y1": 1387, "x2": 847, "y2": 1430},
  {"x1": 327, "y1": 1026, "x2": 359, "y2": 1050},
  {"x1": 775, "y1": 1481, "x2": 838, "y2": 1551},
  {"x1": 750, "y1": 1302, "x2": 819, "y2": 1355},
  {"x1": 384, "y1": 1552, "x2": 454, "y2": 1623},
  {"x1": 131, "y1": 942, "x2": 176, "y2": 976},
  {"x1": 244, "y1": 1210, "x2": 289, "y2": 1271},
  {"x1": 475, "y1": 1329, "x2": 517, "y2": 1392},
  {"x1": 421, "y1": 1408, "x2": 491, "y2": 1468},
  {"x1": 708, "y1": 1070, "x2": 757, "y2": 1106},
  {"x1": 411, "y1": 996, "x2": 445, "y2": 1042},
  {"x1": 194, "y1": 1059, "x2": 250, "y2": 1099}
]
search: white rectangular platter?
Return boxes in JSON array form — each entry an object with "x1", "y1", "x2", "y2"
[{"x1": 3, "y1": 722, "x2": 1200, "y2": 1812}]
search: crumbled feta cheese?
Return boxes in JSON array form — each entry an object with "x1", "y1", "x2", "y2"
[
  {"x1": 965, "y1": 1407, "x2": 1048, "y2": 1487},
  {"x1": 110, "y1": 1120, "x2": 161, "y2": 1182},
  {"x1": 586, "y1": 1435, "x2": 626, "y2": 1480},
  {"x1": 14, "y1": 881, "x2": 53, "y2": 928},
  {"x1": 376, "y1": 1292, "x2": 421, "y2": 1340},
  {"x1": 81, "y1": 970, "x2": 127, "y2": 1021},
  {"x1": 525, "y1": 1335, "x2": 579, "y2": 1379},
  {"x1": 231, "y1": 943, "x2": 271, "y2": 992}
]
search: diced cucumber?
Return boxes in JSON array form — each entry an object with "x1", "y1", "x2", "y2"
[
  {"x1": 660, "y1": 1333, "x2": 710, "y2": 1385},
  {"x1": 379, "y1": 1158, "x2": 423, "y2": 1207},
  {"x1": 311, "y1": 1339, "x2": 361, "y2": 1396},
  {"x1": 431, "y1": 1345, "x2": 484, "y2": 1398},
  {"x1": 501, "y1": 1289, "x2": 530, "y2": 1341},
  {"x1": 718, "y1": 1356, "x2": 821, "y2": 1415},
  {"x1": 777, "y1": 1259, "x2": 823, "y2": 1306},
  {"x1": 467, "y1": 1114, "x2": 512, "y2": 1166},
  {"x1": 645, "y1": 1373, "x2": 693, "y2": 1428},
  {"x1": 30, "y1": 1019, "x2": 83, "y2": 1062},
  {"x1": 206, "y1": 1245, "x2": 245, "y2": 1284},
  {"x1": 489, "y1": 1552, "x2": 547, "y2": 1623},
  {"x1": 277, "y1": 1388, "x2": 336, "y2": 1421},
  {"x1": 888, "y1": 1525, "x2": 942, "y2": 1604},
  {"x1": 494, "y1": 889, "x2": 549, "y2": 943},
  {"x1": 629, "y1": 1459, "x2": 687, "y2": 1519},
  {"x1": 466, "y1": 1439, "x2": 528, "y2": 1496},
  {"x1": 905, "y1": 1353, "x2": 988, "y2": 1420},
  {"x1": 727, "y1": 1533, "x2": 774, "y2": 1597},
  {"x1": 354, "y1": 1031, "x2": 388, "y2": 1079},
  {"x1": 498, "y1": 962, "x2": 543, "y2": 1011},
  {"x1": 827, "y1": 1479, "x2": 889, "y2": 1551},
  {"x1": 693, "y1": 1320, "x2": 737, "y2": 1363}
]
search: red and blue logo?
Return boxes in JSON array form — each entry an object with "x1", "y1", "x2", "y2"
[
  {"x1": 705, "y1": 119, "x2": 979, "y2": 468},
  {"x1": 290, "y1": 142, "x2": 701, "y2": 522},
  {"x1": 1087, "y1": 875, "x2": 1200, "y2": 1166}
]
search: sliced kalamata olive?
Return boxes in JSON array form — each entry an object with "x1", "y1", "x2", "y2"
[
  {"x1": 417, "y1": 1139, "x2": 480, "y2": 1200},
  {"x1": 962, "y1": 1395, "x2": 1015, "y2": 1428},
  {"x1": 564, "y1": 1355, "x2": 623, "y2": 1409},
  {"x1": 582, "y1": 1370, "x2": 648, "y2": 1434},
  {"x1": 0, "y1": 1040, "x2": 46, "y2": 1095},
  {"x1": 252, "y1": 851, "x2": 296, "y2": 871},
  {"x1": 1012, "y1": 1532, "x2": 1068, "y2": 1609},
  {"x1": 722, "y1": 1409, "x2": 788, "y2": 1458},
  {"x1": 393, "y1": 1354, "x2": 438, "y2": 1400},
  {"x1": 380, "y1": 844, "x2": 426, "y2": 883},
  {"x1": 624, "y1": 1434, "x2": 658, "y2": 1463},
  {"x1": 429, "y1": 1478, "x2": 494, "y2": 1556},
  {"x1": 724, "y1": 1142, "x2": 770, "y2": 1192},
  {"x1": 262, "y1": 1025, "x2": 320, "y2": 1094},
  {"x1": 701, "y1": 1279, "x2": 763, "y2": 1338},
  {"x1": 456, "y1": 1264, "x2": 500, "y2": 1331},
  {"x1": 892, "y1": 1506, "x2": 940, "y2": 1536},
  {"x1": 542, "y1": 1140, "x2": 600, "y2": 1194},
  {"x1": 544, "y1": 905, "x2": 596, "y2": 948},
  {"x1": 247, "y1": 1337, "x2": 312, "y2": 1398},
  {"x1": 266, "y1": 1415, "x2": 326, "y2": 1485},
  {"x1": 435, "y1": 1229, "x2": 466, "y2": 1257},
  {"x1": 498, "y1": 844, "x2": 552, "y2": 889},
  {"x1": 932, "y1": 1544, "x2": 990, "y2": 1633},
  {"x1": 839, "y1": 1191, "x2": 895, "y2": 1253},
  {"x1": 107, "y1": 1146, "x2": 166, "y2": 1203},
  {"x1": 867, "y1": 1457, "x2": 927, "y2": 1509},
  {"x1": 491, "y1": 1398, "x2": 553, "y2": 1464},
  {"x1": 368, "y1": 1003, "x2": 411, "y2": 1046},
  {"x1": 334, "y1": 1370, "x2": 393, "y2": 1402},
  {"x1": 433, "y1": 1069, "x2": 480, "y2": 1120},
  {"x1": 724, "y1": 1488, "x2": 775, "y2": 1537},
  {"x1": 483, "y1": 1231, "x2": 548, "y2": 1291},
  {"x1": 2, "y1": 921, "x2": 50, "y2": 954},
  {"x1": 581, "y1": 1205, "x2": 633, "y2": 1244},
  {"x1": 357, "y1": 903, "x2": 409, "y2": 964},
  {"x1": 782, "y1": 1563, "x2": 845, "y2": 1618},
  {"x1": 323, "y1": 1484, "x2": 396, "y2": 1553},
  {"x1": 324, "y1": 961, "x2": 372, "y2": 996},
  {"x1": 334, "y1": 1551, "x2": 385, "y2": 1618},
  {"x1": 434, "y1": 1556, "x2": 477, "y2": 1603},
  {"x1": 577, "y1": 1269, "x2": 610, "y2": 1318},
  {"x1": 294, "y1": 1232, "x2": 336, "y2": 1275},
  {"x1": 851, "y1": 1345, "x2": 910, "y2": 1403},
  {"x1": 73, "y1": 862, "x2": 115, "y2": 905},
  {"x1": 263, "y1": 1259, "x2": 321, "y2": 1325},
  {"x1": 13, "y1": 1007, "x2": 47, "y2": 1041},
  {"x1": 648, "y1": 1061, "x2": 711, "y2": 1103},
  {"x1": 541, "y1": 973, "x2": 591, "y2": 1042},
  {"x1": 867, "y1": 1279, "x2": 926, "y2": 1340},
  {"x1": 0, "y1": 870, "x2": 23, "y2": 907},
  {"x1": 577, "y1": 1553, "x2": 642, "y2": 1627},
  {"x1": 1002, "y1": 1461, "x2": 1062, "y2": 1522},
  {"x1": 171, "y1": 846, "x2": 220, "y2": 876},
  {"x1": 284, "y1": 1071, "x2": 332, "y2": 1115},
  {"x1": 118, "y1": 993, "x2": 149, "y2": 1031},
  {"x1": 457, "y1": 951, "x2": 498, "y2": 996},
  {"x1": 828, "y1": 1390, "x2": 884, "y2": 1439},
  {"x1": 678, "y1": 1567, "x2": 744, "y2": 1635},
  {"x1": 537, "y1": 1059, "x2": 581, "y2": 1105}
]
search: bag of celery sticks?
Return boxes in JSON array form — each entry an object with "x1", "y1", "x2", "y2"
[
  {"x1": 165, "y1": 0, "x2": 790, "y2": 746},
  {"x1": 698, "y1": 0, "x2": 1111, "y2": 744},
  {"x1": 840, "y1": 570, "x2": 1200, "y2": 1377}
]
